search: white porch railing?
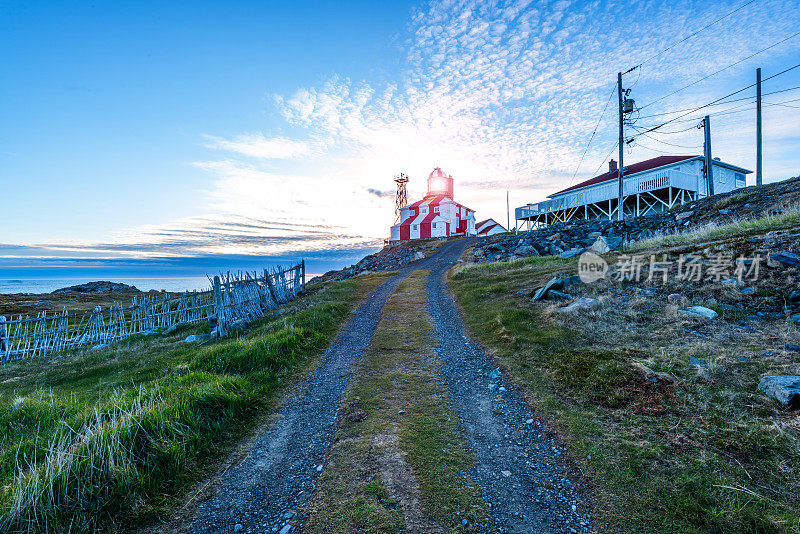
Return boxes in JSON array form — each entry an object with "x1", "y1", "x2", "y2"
[{"x1": 516, "y1": 168, "x2": 702, "y2": 219}]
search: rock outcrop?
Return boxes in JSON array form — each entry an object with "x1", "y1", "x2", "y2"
[{"x1": 52, "y1": 281, "x2": 140, "y2": 294}]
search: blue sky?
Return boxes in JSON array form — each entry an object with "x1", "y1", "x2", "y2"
[{"x1": 2, "y1": 0, "x2": 799, "y2": 277}]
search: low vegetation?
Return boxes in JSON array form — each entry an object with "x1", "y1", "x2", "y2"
[
  {"x1": 0, "y1": 272, "x2": 391, "y2": 532},
  {"x1": 450, "y1": 234, "x2": 800, "y2": 532},
  {"x1": 627, "y1": 204, "x2": 800, "y2": 252},
  {"x1": 305, "y1": 272, "x2": 485, "y2": 533}
]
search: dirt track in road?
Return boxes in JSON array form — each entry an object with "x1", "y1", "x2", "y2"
[
  {"x1": 426, "y1": 251, "x2": 592, "y2": 533},
  {"x1": 166, "y1": 238, "x2": 590, "y2": 533},
  {"x1": 168, "y1": 240, "x2": 471, "y2": 534}
]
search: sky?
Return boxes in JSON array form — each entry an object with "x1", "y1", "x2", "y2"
[{"x1": 1, "y1": 0, "x2": 799, "y2": 278}]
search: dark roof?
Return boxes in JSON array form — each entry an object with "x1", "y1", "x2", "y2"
[{"x1": 552, "y1": 155, "x2": 699, "y2": 196}]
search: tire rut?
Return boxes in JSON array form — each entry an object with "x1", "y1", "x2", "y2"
[
  {"x1": 426, "y1": 238, "x2": 593, "y2": 533},
  {"x1": 173, "y1": 241, "x2": 470, "y2": 534}
]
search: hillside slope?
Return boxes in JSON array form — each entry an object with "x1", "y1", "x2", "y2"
[{"x1": 448, "y1": 181, "x2": 800, "y2": 532}]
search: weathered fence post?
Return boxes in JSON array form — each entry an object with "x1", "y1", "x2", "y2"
[
  {"x1": 301, "y1": 260, "x2": 306, "y2": 292},
  {"x1": 0, "y1": 316, "x2": 9, "y2": 363},
  {"x1": 213, "y1": 275, "x2": 227, "y2": 337}
]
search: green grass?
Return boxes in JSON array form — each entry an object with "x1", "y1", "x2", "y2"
[
  {"x1": 305, "y1": 272, "x2": 485, "y2": 533},
  {"x1": 0, "y1": 272, "x2": 391, "y2": 533},
  {"x1": 626, "y1": 205, "x2": 800, "y2": 252},
  {"x1": 448, "y1": 260, "x2": 800, "y2": 533}
]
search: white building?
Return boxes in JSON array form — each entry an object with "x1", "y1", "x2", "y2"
[
  {"x1": 516, "y1": 155, "x2": 751, "y2": 228},
  {"x1": 476, "y1": 218, "x2": 506, "y2": 237},
  {"x1": 390, "y1": 168, "x2": 477, "y2": 241}
]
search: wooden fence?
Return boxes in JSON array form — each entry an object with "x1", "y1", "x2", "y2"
[{"x1": 0, "y1": 261, "x2": 305, "y2": 363}]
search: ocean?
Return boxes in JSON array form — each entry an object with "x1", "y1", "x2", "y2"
[
  {"x1": 0, "y1": 273, "x2": 325, "y2": 295},
  {"x1": 0, "y1": 277, "x2": 213, "y2": 295}
]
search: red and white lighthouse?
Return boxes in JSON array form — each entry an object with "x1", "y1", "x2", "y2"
[{"x1": 390, "y1": 168, "x2": 476, "y2": 241}]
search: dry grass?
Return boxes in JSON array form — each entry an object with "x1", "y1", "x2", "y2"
[
  {"x1": 449, "y1": 237, "x2": 800, "y2": 532},
  {"x1": 627, "y1": 204, "x2": 800, "y2": 252}
]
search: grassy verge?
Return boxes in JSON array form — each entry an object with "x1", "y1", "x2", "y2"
[
  {"x1": 448, "y1": 254, "x2": 800, "y2": 533},
  {"x1": 305, "y1": 271, "x2": 485, "y2": 533},
  {"x1": 0, "y1": 272, "x2": 392, "y2": 532},
  {"x1": 627, "y1": 205, "x2": 800, "y2": 252}
]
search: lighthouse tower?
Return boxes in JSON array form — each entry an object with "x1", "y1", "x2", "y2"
[
  {"x1": 389, "y1": 167, "x2": 476, "y2": 241},
  {"x1": 426, "y1": 167, "x2": 454, "y2": 199}
]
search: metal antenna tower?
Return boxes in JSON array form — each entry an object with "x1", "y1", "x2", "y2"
[{"x1": 394, "y1": 173, "x2": 409, "y2": 223}]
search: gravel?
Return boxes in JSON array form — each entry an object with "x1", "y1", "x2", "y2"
[
  {"x1": 176, "y1": 244, "x2": 459, "y2": 533},
  {"x1": 172, "y1": 239, "x2": 592, "y2": 533},
  {"x1": 426, "y1": 238, "x2": 592, "y2": 533}
]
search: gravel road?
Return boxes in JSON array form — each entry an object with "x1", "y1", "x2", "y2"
[
  {"x1": 426, "y1": 238, "x2": 592, "y2": 533},
  {"x1": 176, "y1": 240, "x2": 471, "y2": 534}
]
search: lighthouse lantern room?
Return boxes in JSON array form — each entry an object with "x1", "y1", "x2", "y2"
[{"x1": 390, "y1": 168, "x2": 476, "y2": 241}]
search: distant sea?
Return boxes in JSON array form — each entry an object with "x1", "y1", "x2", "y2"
[
  {"x1": 0, "y1": 277, "x2": 213, "y2": 295},
  {"x1": 0, "y1": 274, "x2": 325, "y2": 295}
]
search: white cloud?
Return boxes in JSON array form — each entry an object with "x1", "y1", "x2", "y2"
[{"x1": 203, "y1": 133, "x2": 310, "y2": 159}]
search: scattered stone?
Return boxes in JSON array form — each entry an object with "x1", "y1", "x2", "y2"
[
  {"x1": 636, "y1": 287, "x2": 657, "y2": 297},
  {"x1": 545, "y1": 290, "x2": 572, "y2": 301},
  {"x1": 740, "y1": 287, "x2": 754, "y2": 295},
  {"x1": 183, "y1": 334, "x2": 211, "y2": 343},
  {"x1": 718, "y1": 208, "x2": 732, "y2": 215},
  {"x1": 689, "y1": 356, "x2": 708, "y2": 367},
  {"x1": 234, "y1": 524, "x2": 243, "y2": 532},
  {"x1": 559, "y1": 247, "x2": 585, "y2": 259},
  {"x1": 758, "y1": 376, "x2": 800, "y2": 408},
  {"x1": 785, "y1": 344, "x2": 800, "y2": 353},
  {"x1": 772, "y1": 250, "x2": 800, "y2": 267},
  {"x1": 557, "y1": 298, "x2": 600, "y2": 313},
  {"x1": 489, "y1": 368, "x2": 501, "y2": 380},
  {"x1": 501, "y1": 470, "x2": 512, "y2": 477},
  {"x1": 513, "y1": 244, "x2": 538, "y2": 257},
  {"x1": 279, "y1": 525, "x2": 292, "y2": 534},
  {"x1": 164, "y1": 324, "x2": 179, "y2": 334},
  {"x1": 90, "y1": 343, "x2": 108, "y2": 351},
  {"x1": 589, "y1": 236, "x2": 610, "y2": 254},
  {"x1": 667, "y1": 293, "x2": 685, "y2": 304},
  {"x1": 532, "y1": 277, "x2": 562, "y2": 301},
  {"x1": 679, "y1": 306, "x2": 718, "y2": 319}
]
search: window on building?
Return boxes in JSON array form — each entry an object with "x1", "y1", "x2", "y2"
[
  {"x1": 421, "y1": 207, "x2": 427, "y2": 214},
  {"x1": 735, "y1": 173, "x2": 746, "y2": 187},
  {"x1": 413, "y1": 224, "x2": 418, "y2": 231},
  {"x1": 434, "y1": 206, "x2": 439, "y2": 213},
  {"x1": 432, "y1": 223, "x2": 437, "y2": 228}
]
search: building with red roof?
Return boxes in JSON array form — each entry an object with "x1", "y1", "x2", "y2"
[
  {"x1": 390, "y1": 168, "x2": 476, "y2": 241},
  {"x1": 515, "y1": 155, "x2": 751, "y2": 229},
  {"x1": 476, "y1": 218, "x2": 506, "y2": 237}
]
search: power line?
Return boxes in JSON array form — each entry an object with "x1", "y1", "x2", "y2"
[
  {"x1": 589, "y1": 142, "x2": 620, "y2": 177},
  {"x1": 632, "y1": 61, "x2": 800, "y2": 138},
  {"x1": 638, "y1": 30, "x2": 800, "y2": 111},
  {"x1": 634, "y1": 0, "x2": 758, "y2": 68},
  {"x1": 631, "y1": 130, "x2": 704, "y2": 149},
  {"x1": 631, "y1": 142, "x2": 676, "y2": 155},
  {"x1": 567, "y1": 86, "x2": 616, "y2": 186},
  {"x1": 636, "y1": 84, "x2": 800, "y2": 119}
]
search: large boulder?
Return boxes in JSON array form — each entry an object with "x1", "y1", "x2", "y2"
[
  {"x1": 557, "y1": 297, "x2": 600, "y2": 313},
  {"x1": 678, "y1": 306, "x2": 718, "y2": 319},
  {"x1": 758, "y1": 376, "x2": 800, "y2": 408}
]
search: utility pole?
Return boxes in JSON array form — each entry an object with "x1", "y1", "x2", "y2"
[
  {"x1": 756, "y1": 67, "x2": 763, "y2": 187},
  {"x1": 506, "y1": 190, "x2": 510, "y2": 233},
  {"x1": 702, "y1": 115, "x2": 715, "y2": 197},
  {"x1": 617, "y1": 72, "x2": 625, "y2": 221}
]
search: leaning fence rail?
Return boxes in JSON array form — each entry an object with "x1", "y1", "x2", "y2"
[{"x1": 0, "y1": 261, "x2": 306, "y2": 363}]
